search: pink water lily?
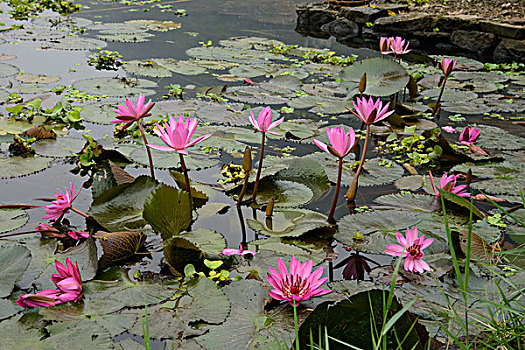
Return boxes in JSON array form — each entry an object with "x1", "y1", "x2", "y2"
[
  {"x1": 389, "y1": 36, "x2": 411, "y2": 56},
  {"x1": 222, "y1": 243, "x2": 257, "y2": 256},
  {"x1": 43, "y1": 181, "x2": 82, "y2": 223},
  {"x1": 313, "y1": 126, "x2": 357, "y2": 159},
  {"x1": 267, "y1": 256, "x2": 332, "y2": 306},
  {"x1": 67, "y1": 231, "x2": 90, "y2": 240},
  {"x1": 442, "y1": 126, "x2": 456, "y2": 134},
  {"x1": 379, "y1": 37, "x2": 392, "y2": 55},
  {"x1": 16, "y1": 258, "x2": 83, "y2": 308},
  {"x1": 350, "y1": 96, "x2": 394, "y2": 125},
  {"x1": 111, "y1": 94, "x2": 155, "y2": 130},
  {"x1": 441, "y1": 58, "x2": 457, "y2": 77},
  {"x1": 249, "y1": 106, "x2": 284, "y2": 136},
  {"x1": 430, "y1": 171, "x2": 470, "y2": 198},
  {"x1": 459, "y1": 126, "x2": 480, "y2": 145},
  {"x1": 148, "y1": 115, "x2": 212, "y2": 155},
  {"x1": 385, "y1": 226, "x2": 433, "y2": 273}
]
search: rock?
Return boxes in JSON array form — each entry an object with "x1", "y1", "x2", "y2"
[
  {"x1": 493, "y1": 38, "x2": 525, "y2": 62},
  {"x1": 435, "y1": 15, "x2": 481, "y2": 31},
  {"x1": 373, "y1": 12, "x2": 434, "y2": 35},
  {"x1": 412, "y1": 31, "x2": 451, "y2": 42},
  {"x1": 340, "y1": 6, "x2": 385, "y2": 24},
  {"x1": 450, "y1": 30, "x2": 496, "y2": 52},
  {"x1": 480, "y1": 21, "x2": 525, "y2": 39},
  {"x1": 296, "y1": 4, "x2": 337, "y2": 38},
  {"x1": 321, "y1": 18, "x2": 359, "y2": 39}
]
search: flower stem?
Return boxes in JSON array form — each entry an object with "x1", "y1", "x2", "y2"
[
  {"x1": 293, "y1": 300, "x2": 300, "y2": 350},
  {"x1": 346, "y1": 124, "x2": 370, "y2": 201},
  {"x1": 328, "y1": 157, "x2": 343, "y2": 224},
  {"x1": 70, "y1": 207, "x2": 90, "y2": 220},
  {"x1": 431, "y1": 76, "x2": 448, "y2": 119},
  {"x1": 178, "y1": 154, "x2": 192, "y2": 194},
  {"x1": 0, "y1": 230, "x2": 53, "y2": 238},
  {"x1": 251, "y1": 132, "x2": 266, "y2": 202},
  {"x1": 137, "y1": 121, "x2": 155, "y2": 179},
  {"x1": 237, "y1": 175, "x2": 250, "y2": 206}
]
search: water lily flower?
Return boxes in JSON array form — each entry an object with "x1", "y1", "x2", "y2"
[
  {"x1": 15, "y1": 259, "x2": 83, "y2": 308},
  {"x1": 459, "y1": 126, "x2": 480, "y2": 145},
  {"x1": 313, "y1": 126, "x2": 358, "y2": 223},
  {"x1": 441, "y1": 58, "x2": 457, "y2": 77},
  {"x1": 249, "y1": 106, "x2": 284, "y2": 136},
  {"x1": 388, "y1": 36, "x2": 411, "y2": 56},
  {"x1": 250, "y1": 107, "x2": 284, "y2": 201},
  {"x1": 266, "y1": 256, "x2": 332, "y2": 306},
  {"x1": 113, "y1": 94, "x2": 156, "y2": 178},
  {"x1": 222, "y1": 243, "x2": 256, "y2": 256},
  {"x1": 430, "y1": 172, "x2": 470, "y2": 198},
  {"x1": 385, "y1": 226, "x2": 433, "y2": 273},
  {"x1": 148, "y1": 115, "x2": 212, "y2": 193},
  {"x1": 350, "y1": 96, "x2": 394, "y2": 125},
  {"x1": 148, "y1": 115, "x2": 213, "y2": 155},
  {"x1": 441, "y1": 126, "x2": 456, "y2": 133},
  {"x1": 111, "y1": 94, "x2": 155, "y2": 129},
  {"x1": 67, "y1": 231, "x2": 90, "y2": 240},
  {"x1": 379, "y1": 37, "x2": 392, "y2": 55},
  {"x1": 36, "y1": 223, "x2": 64, "y2": 238},
  {"x1": 43, "y1": 181, "x2": 82, "y2": 223}
]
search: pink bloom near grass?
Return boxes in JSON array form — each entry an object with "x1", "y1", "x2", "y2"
[
  {"x1": 379, "y1": 37, "x2": 392, "y2": 55},
  {"x1": 249, "y1": 106, "x2": 284, "y2": 136},
  {"x1": 16, "y1": 258, "x2": 82, "y2": 308},
  {"x1": 389, "y1": 36, "x2": 411, "y2": 55},
  {"x1": 441, "y1": 58, "x2": 457, "y2": 77},
  {"x1": 222, "y1": 243, "x2": 256, "y2": 256},
  {"x1": 147, "y1": 115, "x2": 213, "y2": 155},
  {"x1": 111, "y1": 94, "x2": 155, "y2": 130},
  {"x1": 313, "y1": 126, "x2": 356, "y2": 159},
  {"x1": 385, "y1": 226, "x2": 433, "y2": 273},
  {"x1": 351, "y1": 96, "x2": 394, "y2": 125},
  {"x1": 435, "y1": 173, "x2": 470, "y2": 198},
  {"x1": 43, "y1": 181, "x2": 82, "y2": 223},
  {"x1": 442, "y1": 126, "x2": 456, "y2": 133},
  {"x1": 267, "y1": 257, "x2": 332, "y2": 306},
  {"x1": 459, "y1": 126, "x2": 480, "y2": 145}
]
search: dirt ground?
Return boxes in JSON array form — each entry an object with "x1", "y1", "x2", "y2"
[{"x1": 400, "y1": 0, "x2": 525, "y2": 24}]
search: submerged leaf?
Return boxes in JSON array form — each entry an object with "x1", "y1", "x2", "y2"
[{"x1": 94, "y1": 231, "x2": 147, "y2": 269}]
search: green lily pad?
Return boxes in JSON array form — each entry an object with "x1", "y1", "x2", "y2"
[
  {"x1": 97, "y1": 32, "x2": 155, "y2": 43},
  {"x1": 441, "y1": 100, "x2": 491, "y2": 114},
  {"x1": 122, "y1": 59, "x2": 173, "y2": 78},
  {"x1": 155, "y1": 99, "x2": 248, "y2": 126},
  {"x1": 0, "y1": 156, "x2": 51, "y2": 178},
  {"x1": 169, "y1": 229, "x2": 227, "y2": 258},
  {"x1": 142, "y1": 185, "x2": 192, "y2": 240},
  {"x1": 194, "y1": 60, "x2": 239, "y2": 70},
  {"x1": 88, "y1": 22, "x2": 149, "y2": 34},
  {"x1": 254, "y1": 180, "x2": 313, "y2": 208},
  {"x1": 219, "y1": 36, "x2": 281, "y2": 50},
  {"x1": 0, "y1": 300, "x2": 18, "y2": 321},
  {"x1": 0, "y1": 316, "x2": 46, "y2": 350},
  {"x1": 475, "y1": 124, "x2": 525, "y2": 151},
  {"x1": 42, "y1": 320, "x2": 113, "y2": 349},
  {"x1": 0, "y1": 62, "x2": 19, "y2": 78},
  {"x1": 73, "y1": 77, "x2": 156, "y2": 98},
  {"x1": 129, "y1": 144, "x2": 221, "y2": 170},
  {"x1": 0, "y1": 115, "x2": 46, "y2": 135},
  {"x1": 247, "y1": 209, "x2": 329, "y2": 238},
  {"x1": 16, "y1": 238, "x2": 58, "y2": 289},
  {"x1": 374, "y1": 192, "x2": 440, "y2": 212},
  {"x1": 248, "y1": 237, "x2": 327, "y2": 266},
  {"x1": 229, "y1": 63, "x2": 278, "y2": 78},
  {"x1": 429, "y1": 55, "x2": 484, "y2": 71},
  {"x1": 155, "y1": 58, "x2": 207, "y2": 76},
  {"x1": 275, "y1": 156, "x2": 331, "y2": 199},
  {"x1": 15, "y1": 73, "x2": 60, "y2": 84},
  {"x1": 89, "y1": 176, "x2": 161, "y2": 232},
  {"x1": 125, "y1": 19, "x2": 181, "y2": 32},
  {"x1": 224, "y1": 85, "x2": 289, "y2": 105},
  {"x1": 80, "y1": 102, "x2": 120, "y2": 125},
  {"x1": 48, "y1": 37, "x2": 107, "y2": 50},
  {"x1": 186, "y1": 46, "x2": 274, "y2": 65},
  {"x1": 342, "y1": 58, "x2": 409, "y2": 96},
  {"x1": 33, "y1": 137, "x2": 85, "y2": 158},
  {"x1": 0, "y1": 208, "x2": 29, "y2": 233},
  {"x1": 0, "y1": 245, "x2": 31, "y2": 297},
  {"x1": 420, "y1": 88, "x2": 478, "y2": 103}
]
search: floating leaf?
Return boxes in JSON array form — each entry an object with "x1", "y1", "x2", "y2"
[
  {"x1": 73, "y1": 77, "x2": 156, "y2": 98},
  {"x1": 155, "y1": 58, "x2": 207, "y2": 76},
  {"x1": 143, "y1": 185, "x2": 192, "y2": 240},
  {"x1": 0, "y1": 208, "x2": 28, "y2": 233},
  {"x1": 0, "y1": 316, "x2": 45, "y2": 349},
  {"x1": 126, "y1": 19, "x2": 181, "y2": 32},
  {"x1": 474, "y1": 124, "x2": 525, "y2": 151},
  {"x1": 0, "y1": 62, "x2": 19, "y2": 78},
  {"x1": 0, "y1": 245, "x2": 31, "y2": 297},
  {"x1": 16, "y1": 238, "x2": 57, "y2": 289},
  {"x1": 129, "y1": 143, "x2": 220, "y2": 170},
  {"x1": 247, "y1": 209, "x2": 329, "y2": 238},
  {"x1": 81, "y1": 102, "x2": 120, "y2": 125},
  {"x1": 48, "y1": 37, "x2": 107, "y2": 50},
  {"x1": 342, "y1": 58, "x2": 409, "y2": 96},
  {"x1": 253, "y1": 180, "x2": 313, "y2": 208},
  {"x1": 122, "y1": 59, "x2": 172, "y2": 78},
  {"x1": 374, "y1": 192, "x2": 440, "y2": 213},
  {"x1": 0, "y1": 156, "x2": 51, "y2": 178},
  {"x1": 0, "y1": 300, "x2": 18, "y2": 321},
  {"x1": 97, "y1": 32, "x2": 154, "y2": 43},
  {"x1": 33, "y1": 137, "x2": 85, "y2": 158},
  {"x1": 94, "y1": 231, "x2": 147, "y2": 269}
]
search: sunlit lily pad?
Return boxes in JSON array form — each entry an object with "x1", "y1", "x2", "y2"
[
  {"x1": 0, "y1": 156, "x2": 51, "y2": 178},
  {"x1": 122, "y1": 59, "x2": 173, "y2": 78},
  {"x1": 218, "y1": 36, "x2": 281, "y2": 50},
  {"x1": 81, "y1": 102, "x2": 119, "y2": 124},
  {"x1": 248, "y1": 237, "x2": 327, "y2": 266},
  {"x1": 374, "y1": 192, "x2": 440, "y2": 212},
  {"x1": 247, "y1": 209, "x2": 329, "y2": 237},
  {"x1": 271, "y1": 119, "x2": 321, "y2": 141},
  {"x1": 15, "y1": 73, "x2": 60, "y2": 84},
  {"x1": 129, "y1": 143, "x2": 220, "y2": 170},
  {"x1": 420, "y1": 88, "x2": 477, "y2": 103},
  {"x1": 155, "y1": 58, "x2": 207, "y2": 76},
  {"x1": 88, "y1": 22, "x2": 149, "y2": 34},
  {"x1": 441, "y1": 100, "x2": 491, "y2": 114},
  {"x1": 342, "y1": 58, "x2": 409, "y2": 96},
  {"x1": 167, "y1": 229, "x2": 226, "y2": 258},
  {"x1": 254, "y1": 180, "x2": 313, "y2": 207},
  {"x1": 126, "y1": 19, "x2": 181, "y2": 32},
  {"x1": 0, "y1": 208, "x2": 29, "y2": 233},
  {"x1": 48, "y1": 37, "x2": 107, "y2": 50},
  {"x1": 474, "y1": 124, "x2": 525, "y2": 151},
  {"x1": 156, "y1": 99, "x2": 248, "y2": 126},
  {"x1": 97, "y1": 32, "x2": 155, "y2": 43},
  {"x1": 42, "y1": 319, "x2": 114, "y2": 349},
  {"x1": 33, "y1": 137, "x2": 85, "y2": 157},
  {"x1": 0, "y1": 245, "x2": 31, "y2": 297},
  {"x1": 0, "y1": 62, "x2": 19, "y2": 78},
  {"x1": 229, "y1": 63, "x2": 278, "y2": 78},
  {"x1": 186, "y1": 46, "x2": 274, "y2": 64},
  {"x1": 194, "y1": 60, "x2": 239, "y2": 70},
  {"x1": 429, "y1": 55, "x2": 484, "y2": 71},
  {"x1": 224, "y1": 85, "x2": 289, "y2": 105},
  {"x1": 16, "y1": 238, "x2": 57, "y2": 289},
  {"x1": 73, "y1": 77, "x2": 156, "y2": 97}
]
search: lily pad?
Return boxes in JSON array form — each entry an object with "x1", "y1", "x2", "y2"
[
  {"x1": 0, "y1": 245, "x2": 31, "y2": 297},
  {"x1": 169, "y1": 229, "x2": 227, "y2": 258},
  {"x1": 81, "y1": 102, "x2": 120, "y2": 125},
  {"x1": 33, "y1": 137, "x2": 85, "y2": 158},
  {"x1": 247, "y1": 209, "x2": 329, "y2": 238},
  {"x1": 73, "y1": 77, "x2": 156, "y2": 98},
  {"x1": 420, "y1": 88, "x2": 478, "y2": 103},
  {"x1": 186, "y1": 46, "x2": 274, "y2": 65},
  {"x1": 0, "y1": 208, "x2": 29, "y2": 233},
  {"x1": 15, "y1": 73, "x2": 60, "y2": 84},
  {"x1": 48, "y1": 37, "x2": 107, "y2": 50},
  {"x1": 42, "y1": 320, "x2": 113, "y2": 349},
  {"x1": 374, "y1": 192, "x2": 440, "y2": 213},
  {"x1": 0, "y1": 62, "x2": 19, "y2": 78},
  {"x1": 0, "y1": 156, "x2": 51, "y2": 178},
  {"x1": 155, "y1": 58, "x2": 207, "y2": 76},
  {"x1": 248, "y1": 237, "x2": 327, "y2": 266},
  {"x1": 342, "y1": 58, "x2": 409, "y2": 96},
  {"x1": 16, "y1": 238, "x2": 58, "y2": 289},
  {"x1": 129, "y1": 144, "x2": 221, "y2": 170},
  {"x1": 97, "y1": 32, "x2": 154, "y2": 43},
  {"x1": 254, "y1": 180, "x2": 313, "y2": 208},
  {"x1": 126, "y1": 19, "x2": 181, "y2": 32},
  {"x1": 224, "y1": 85, "x2": 289, "y2": 105},
  {"x1": 475, "y1": 124, "x2": 525, "y2": 151},
  {"x1": 122, "y1": 59, "x2": 173, "y2": 78},
  {"x1": 0, "y1": 300, "x2": 18, "y2": 321},
  {"x1": 155, "y1": 99, "x2": 248, "y2": 126}
]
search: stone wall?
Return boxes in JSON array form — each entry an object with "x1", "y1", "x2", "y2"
[{"x1": 296, "y1": 2, "x2": 525, "y2": 63}]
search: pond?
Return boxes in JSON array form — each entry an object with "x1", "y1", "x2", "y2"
[{"x1": 0, "y1": 0, "x2": 524, "y2": 349}]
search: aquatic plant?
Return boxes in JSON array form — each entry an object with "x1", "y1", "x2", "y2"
[
  {"x1": 431, "y1": 58, "x2": 457, "y2": 118},
  {"x1": 221, "y1": 242, "x2": 256, "y2": 256},
  {"x1": 113, "y1": 94, "x2": 156, "y2": 179},
  {"x1": 43, "y1": 181, "x2": 86, "y2": 223},
  {"x1": 346, "y1": 97, "x2": 394, "y2": 201},
  {"x1": 384, "y1": 226, "x2": 433, "y2": 273},
  {"x1": 148, "y1": 115, "x2": 212, "y2": 193},
  {"x1": 36, "y1": 223, "x2": 89, "y2": 241},
  {"x1": 16, "y1": 258, "x2": 83, "y2": 308},
  {"x1": 459, "y1": 126, "x2": 480, "y2": 145},
  {"x1": 249, "y1": 106, "x2": 284, "y2": 201},
  {"x1": 379, "y1": 36, "x2": 410, "y2": 60},
  {"x1": 313, "y1": 126, "x2": 358, "y2": 223},
  {"x1": 429, "y1": 171, "x2": 470, "y2": 198}
]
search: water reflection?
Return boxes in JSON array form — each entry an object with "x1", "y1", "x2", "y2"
[{"x1": 333, "y1": 248, "x2": 380, "y2": 281}]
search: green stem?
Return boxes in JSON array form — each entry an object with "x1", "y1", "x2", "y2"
[
  {"x1": 328, "y1": 157, "x2": 343, "y2": 224},
  {"x1": 431, "y1": 76, "x2": 448, "y2": 119},
  {"x1": 137, "y1": 121, "x2": 155, "y2": 179},
  {"x1": 347, "y1": 124, "x2": 370, "y2": 201},
  {"x1": 251, "y1": 132, "x2": 266, "y2": 202},
  {"x1": 179, "y1": 154, "x2": 191, "y2": 194},
  {"x1": 293, "y1": 300, "x2": 300, "y2": 350}
]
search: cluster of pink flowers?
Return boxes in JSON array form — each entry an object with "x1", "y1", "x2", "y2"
[
  {"x1": 16, "y1": 259, "x2": 83, "y2": 308},
  {"x1": 36, "y1": 223, "x2": 89, "y2": 241},
  {"x1": 379, "y1": 36, "x2": 411, "y2": 56},
  {"x1": 222, "y1": 243, "x2": 256, "y2": 256}
]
